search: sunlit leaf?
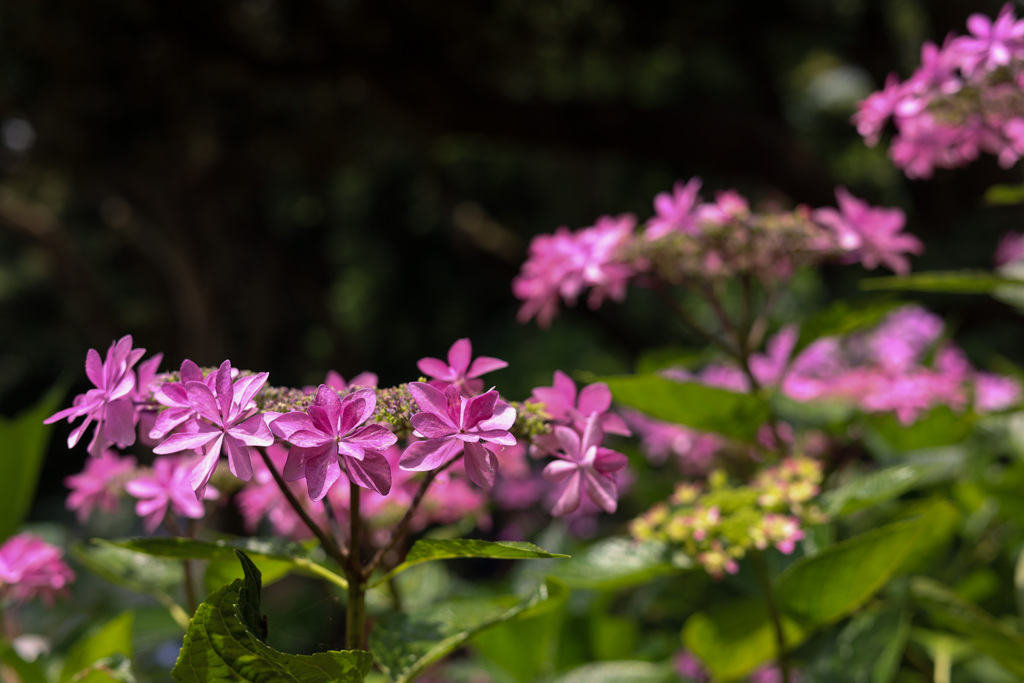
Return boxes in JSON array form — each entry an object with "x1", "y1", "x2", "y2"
[
  {"x1": 822, "y1": 456, "x2": 961, "y2": 517},
  {"x1": 984, "y1": 183, "x2": 1024, "y2": 206},
  {"x1": 544, "y1": 537, "x2": 685, "y2": 590},
  {"x1": 60, "y1": 612, "x2": 134, "y2": 682},
  {"x1": 601, "y1": 374, "x2": 769, "y2": 442},
  {"x1": 371, "y1": 539, "x2": 567, "y2": 587},
  {"x1": 860, "y1": 271, "x2": 1024, "y2": 294},
  {"x1": 172, "y1": 550, "x2": 372, "y2": 682},
  {"x1": 776, "y1": 517, "x2": 927, "y2": 625}
]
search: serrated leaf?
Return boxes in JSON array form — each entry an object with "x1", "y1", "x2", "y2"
[
  {"x1": 549, "y1": 660, "x2": 676, "y2": 683},
  {"x1": 794, "y1": 298, "x2": 903, "y2": 356},
  {"x1": 860, "y1": 271, "x2": 1024, "y2": 294},
  {"x1": 171, "y1": 550, "x2": 372, "y2": 682},
  {"x1": 545, "y1": 537, "x2": 684, "y2": 590},
  {"x1": 372, "y1": 539, "x2": 567, "y2": 587},
  {"x1": 60, "y1": 612, "x2": 134, "y2": 682},
  {"x1": 822, "y1": 457, "x2": 961, "y2": 517},
  {"x1": 911, "y1": 577, "x2": 1024, "y2": 676},
  {"x1": 370, "y1": 578, "x2": 561, "y2": 683},
  {"x1": 683, "y1": 598, "x2": 806, "y2": 682},
  {"x1": 775, "y1": 517, "x2": 927, "y2": 625},
  {"x1": 101, "y1": 536, "x2": 347, "y2": 590},
  {"x1": 600, "y1": 375, "x2": 769, "y2": 442},
  {"x1": 0, "y1": 384, "x2": 63, "y2": 541}
]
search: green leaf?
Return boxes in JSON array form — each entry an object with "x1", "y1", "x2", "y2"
[
  {"x1": 775, "y1": 517, "x2": 927, "y2": 625},
  {"x1": 67, "y1": 654, "x2": 137, "y2": 683},
  {"x1": 470, "y1": 577, "x2": 570, "y2": 682},
  {"x1": 860, "y1": 271, "x2": 1024, "y2": 294},
  {"x1": 600, "y1": 374, "x2": 770, "y2": 442},
  {"x1": 822, "y1": 456, "x2": 961, "y2": 517},
  {"x1": 60, "y1": 611, "x2": 134, "y2": 682},
  {"x1": 682, "y1": 598, "x2": 806, "y2": 682},
  {"x1": 370, "y1": 578, "x2": 561, "y2": 683},
  {"x1": 865, "y1": 408, "x2": 975, "y2": 454},
  {"x1": 171, "y1": 550, "x2": 372, "y2": 682},
  {"x1": 794, "y1": 298, "x2": 903, "y2": 356},
  {"x1": 984, "y1": 183, "x2": 1024, "y2": 206},
  {"x1": 549, "y1": 660, "x2": 677, "y2": 683},
  {"x1": 0, "y1": 384, "x2": 63, "y2": 541},
  {"x1": 102, "y1": 535, "x2": 347, "y2": 590},
  {"x1": 545, "y1": 537, "x2": 685, "y2": 591},
  {"x1": 911, "y1": 577, "x2": 1024, "y2": 676},
  {"x1": 372, "y1": 539, "x2": 567, "y2": 587}
]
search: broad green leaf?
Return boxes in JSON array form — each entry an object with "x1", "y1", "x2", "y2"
[
  {"x1": 204, "y1": 556, "x2": 294, "y2": 596},
  {"x1": 985, "y1": 183, "x2": 1024, "y2": 205},
  {"x1": 865, "y1": 408, "x2": 974, "y2": 455},
  {"x1": 60, "y1": 611, "x2": 134, "y2": 682},
  {"x1": 860, "y1": 270, "x2": 1024, "y2": 294},
  {"x1": 73, "y1": 541, "x2": 189, "y2": 629},
  {"x1": 0, "y1": 638, "x2": 48, "y2": 683},
  {"x1": 549, "y1": 660, "x2": 677, "y2": 683},
  {"x1": 911, "y1": 577, "x2": 1024, "y2": 676},
  {"x1": 799, "y1": 605, "x2": 910, "y2": 683},
  {"x1": 600, "y1": 374, "x2": 770, "y2": 442},
  {"x1": 683, "y1": 597, "x2": 806, "y2": 682},
  {"x1": 0, "y1": 384, "x2": 63, "y2": 541},
  {"x1": 775, "y1": 517, "x2": 927, "y2": 625},
  {"x1": 102, "y1": 536, "x2": 347, "y2": 590},
  {"x1": 372, "y1": 539, "x2": 567, "y2": 587},
  {"x1": 545, "y1": 537, "x2": 685, "y2": 590},
  {"x1": 470, "y1": 577, "x2": 570, "y2": 682},
  {"x1": 370, "y1": 578, "x2": 562, "y2": 683},
  {"x1": 822, "y1": 457, "x2": 961, "y2": 517},
  {"x1": 66, "y1": 654, "x2": 137, "y2": 683},
  {"x1": 794, "y1": 298, "x2": 903, "y2": 356},
  {"x1": 172, "y1": 550, "x2": 372, "y2": 682}
]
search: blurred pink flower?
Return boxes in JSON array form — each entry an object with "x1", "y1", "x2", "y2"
[
  {"x1": 64, "y1": 449, "x2": 137, "y2": 523},
  {"x1": 0, "y1": 534, "x2": 75, "y2": 606},
  {"x1": 125, "y1": 455, "x2": 218, "y2": 533}
]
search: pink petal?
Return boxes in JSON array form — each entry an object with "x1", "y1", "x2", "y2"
[
  {"x1": 478, "y1": 402, "x2": 517, "y2": 432},
  {"x1": 305, "y1": 453, "x2": 342, "y2": 502},
  {"x1": 344, "y1": 450, "x2": 392, "y2": 495},
  {"x1": 408, "y1": 382, "x2": 450, "y2": 418},
  {"x1": 447, "y1": 338, "x2": 473, "y2": 374},
  {"x1": 583, "y1": 470, "x2": 619, "y2": 513},
  {"x1": 102, "y1": 399, "x2": 138, "y2": 446},
  {"x1": 542, "y1": 459, "x2": 578, "y2": 482},
  {"x1": 463, "y1": 442, "x2": 497, "y2": 489},
  {"x1": 550, "y1": 471, "x2": 582, "y2": 516},
  {"x1": 235, "y1": 372, "x2": 269, "y2": 413},
  {"x1": 338, "y1": 389, "x2": 376, "y2": 434},
  {"x1": 314, "y1": 384, "x2": 343, "y2": 422},
  {"x1": 399, "y1": 437, "x2": 462, "y2": 471},
  {"x1": 417, "y1": 358, "x2": 452, "y2": 380},
  {"x1": 224, "y1": 436, "x2": 253, "y2": 481},
  {"x1": 347, "y1": 424, "x2": 398, "y2": 452},
  {"x1": 283, "y1": 446, "x2": 310, "y2": 481},
  {"x1": 577, "y1": 383, "x2": 612, "y2": 415},
  {"x1": 553, "y1": 425, "x2": 582, "y2": 461},
  {"x1": 594, "y1": 448, "x2": 629, "y2": 474},
  {"x1": 185, "y1": 382, "x2": 222, "y2": 424},
  {"x1": 230, "y1": 414, "x2": 274, "y2": 446},
  {"x1": 214, "y1": 361, "x2": 234, "y2": 419},
  {"x1": 85, "y1": 348, "x2": 105, "y2": 388},
  {"x1": 463, "y1": 390, "x2": 499, "y2": 427},
  {"x1": 269, "y1": 412, "x2": 312, "y2": 440},
  {"x1": 153, "y1": 423, "x2": 220, "y2": 454},
  {"x1": 189, "y1": 437, "x2": 224, "y2": 500},
  {"x1": 466, "y1": 355, "x2": 509, "y2": 378},
  {"x1": 411, "y1": 412, "x2": 457, "y2": 439}
]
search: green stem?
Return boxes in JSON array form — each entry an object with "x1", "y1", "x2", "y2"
[
  {"x1": 346, "y1": 481, "x2": 366, "y2": 650},
  {"x1": 752, "y1": 551, "x2": 790, "y2": 683}
]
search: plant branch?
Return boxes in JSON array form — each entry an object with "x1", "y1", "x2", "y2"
[{"x1": 752, "y1": 551, "x2": 790, "y2": 683}]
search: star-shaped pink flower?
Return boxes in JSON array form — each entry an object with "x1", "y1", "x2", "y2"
[
  {"x1": 418, "y1": 338, "x2": 508, "y2": 397},
  {"x1": 542, "y1": 412, "x2": 628, "y2": 516}
]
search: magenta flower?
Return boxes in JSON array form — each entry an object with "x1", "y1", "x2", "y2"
[
  {"x1": 645, "y1": 178, "x2": 702, "y2": 240},
  {"x1": 399, "y1": 382, "x2": 516, "y2": 489},
  {"x1": 0, "y1": 534, "x2": 75, "y2": 606},
  {"x1": 530, "y1": 370, "x2": 630, "y2": 437},
  {"x1": 45, "y1": 335, "x2": 147, "y2": 456},
  {"x1": 953, "y1": 4, "x2": 1024, "y2": 75},
  {"x1": 813, "y1": 187, "x2": 922, "y2": 274},
  {"x1": 417, "y1": 338, "x2": 508, "y2": 397},
  {"x1": 64, "y1": 449, "x2": 137, "y2": 523},
  {"x1": 152, "y1": 360, "x2": 273, "y2": 499},
  {"x1": 125, "y1": 456, "x2": 218, "y2": 533},
  {"x1": 149, "y1": 359, "x2": 207, "y2": 440},
  {"x1": 542, "y1": 412, "x2": 628, "y2": 515},
  {"x1": 270, "y1": 386, "x2": 397, "y2": 500}
]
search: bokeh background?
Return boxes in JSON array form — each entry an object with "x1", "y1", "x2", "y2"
[{"x1": 3, "y1": 0, "x2": 1023, "y2": 503}]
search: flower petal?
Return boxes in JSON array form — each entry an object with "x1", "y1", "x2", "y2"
[
  {"x1": 463, "y1": 442, "x2": 497, "y2": 490},
  {"x1": 344, "y1": 450, "x2": 393, "y2": 495},
  {"x1": 399, "y1": 437, "x2": 462, "y2": 471}
]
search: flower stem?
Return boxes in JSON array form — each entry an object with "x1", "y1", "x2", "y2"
[
  {"x1": 752, "y1": 551, "x2": 790, "y2": 683},
  {"x1": 346, "y1": 481, "x2": 366, "y2": 650}
]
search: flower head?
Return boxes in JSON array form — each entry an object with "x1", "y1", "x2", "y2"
[
  {"x1": 0, "y1": 534, "x2": 75, "y2": 606},
  {"x1": 64, "y1": 449, "x2": 137, "y2": 523},
  {"x1": 125, "y1": 455, "x2": 218, "y2": 533},
  {"x1": 542, "y1": 412, "x2": 628, "y2": 515},
  {"x1": 417, "y1": 338, "x2": 508, "y2": 397}
]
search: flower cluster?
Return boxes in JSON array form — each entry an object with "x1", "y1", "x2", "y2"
[
  {"x1": 513, "y1": 180, "x2": 919, "y2": 326},
  {"x1": 855, "y1": 4, "x2": 1024, "y2": 177},
  {"x1": 0, "y1": 533, "x2": 75, "y2": 606},
  {"x1": 50, "y1": 337, "x2": 631, "y2": 536},
  {"x1": 630, "y1": 457, "x2": 825, "y2": 579}
]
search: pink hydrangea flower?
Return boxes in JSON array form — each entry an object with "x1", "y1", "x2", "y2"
[
  {"x1": 149, "y1": 359, "x2": 208, "y2": 440},
  {"x1": 953, "y1": 4, "x2": 1024, "y2": 76},
  {"x1": 645, "y1": 177, "x2": 703, "y2": 240},
  {"x1": 530, "y1": 370, "x2": 630, "y2": 437},
  {"x1": 399, "y1": 382, "x2": 517, "y2": 490},
  {"x1": 542, "y1": 412, "x2": 628, "y2": 515},
  {"x1": 270, "y1": 386, "x2": 398, "y2": 499},
  {"x1": 152, "y1": 360, "x2": 274, "y2": 499},
  {"x1": 813, "y1": 188, "x2": 922, "y2": 274},
  {"x1": 417, "y1": 338, "x2": 508, "y2": 397},
  {"x1": 0, "y1": 534, "x2": 75, "y2": 606},
  {"x1": 974, "y1": 372, "x2": 1022, "y2": 412},
  {"x1": 64, "y1": 449, "x2": 137, "y2": 523},
  {"x1": 125, "y1": 455, "x2": 218, "y2": 533},
  {"x1": 236, "y1": 444, "x2": 314, "y2": 539},
  {"x1": 45, "y1": 335, "x2": 147, "y2": 456}
]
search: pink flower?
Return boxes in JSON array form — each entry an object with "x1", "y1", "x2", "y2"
[
  {"x1": 974, "y1": 372, "x2": 1021, "y2": 412},
  {"x1": 995, "y1": 231, "x2": 1024, "y2": 266},
  {"x1": 645, "y1": 178, "x2": 703, "y2": 239},
  {"x1": 64, "y1": 449, "x2": 137, "y2": 523},
  {"x1": 325, "y1": 370, "x2": 378, "y2": 391},
  {"x1": 530, "y1": 370, "x2": 630, "y2": 437},
  {"x1": 149, "y1": 359, "x2": 208, "y2": 440},
  {"x1": 45, "y1": 335, "x2": 147, "y2": 456},
  {"x1": 270, "y1": 386, "x2": 397, "y2": 499},
  {"x1": 542, "y1": 412, "x2": 628, "y2": 515},
  {"x1": 152, "y1": 360, "x2": 274, "y2": 499},
  {"x1": 125, "y1": 455, "x2": 218, "y2": 533},
  {"x1": 814, "y1": 187, "x2": 922, "y2": 274},
  {"x1": 0, "y1": 534, "x2": 75, "y2": 606},
  {"x1": 399, "y1": 382, "x2": 517, "y2": 489},
  {"x1": 236, "y1": 444, "x2": 313, "y2": 539},
  {"x1": 952, "y1": 4, "x2": 1024, "y2": 75},
  {"x1": 417, "y1": 338, "x2": 508, "y2": 397},
  {"x1": 853, "y1": 73, "x2": 904, "y2": 146}
]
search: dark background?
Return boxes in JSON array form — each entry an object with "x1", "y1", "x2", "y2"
[{"x1": 3, "y1": 0, "x2": 1023, "y2": 463}]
